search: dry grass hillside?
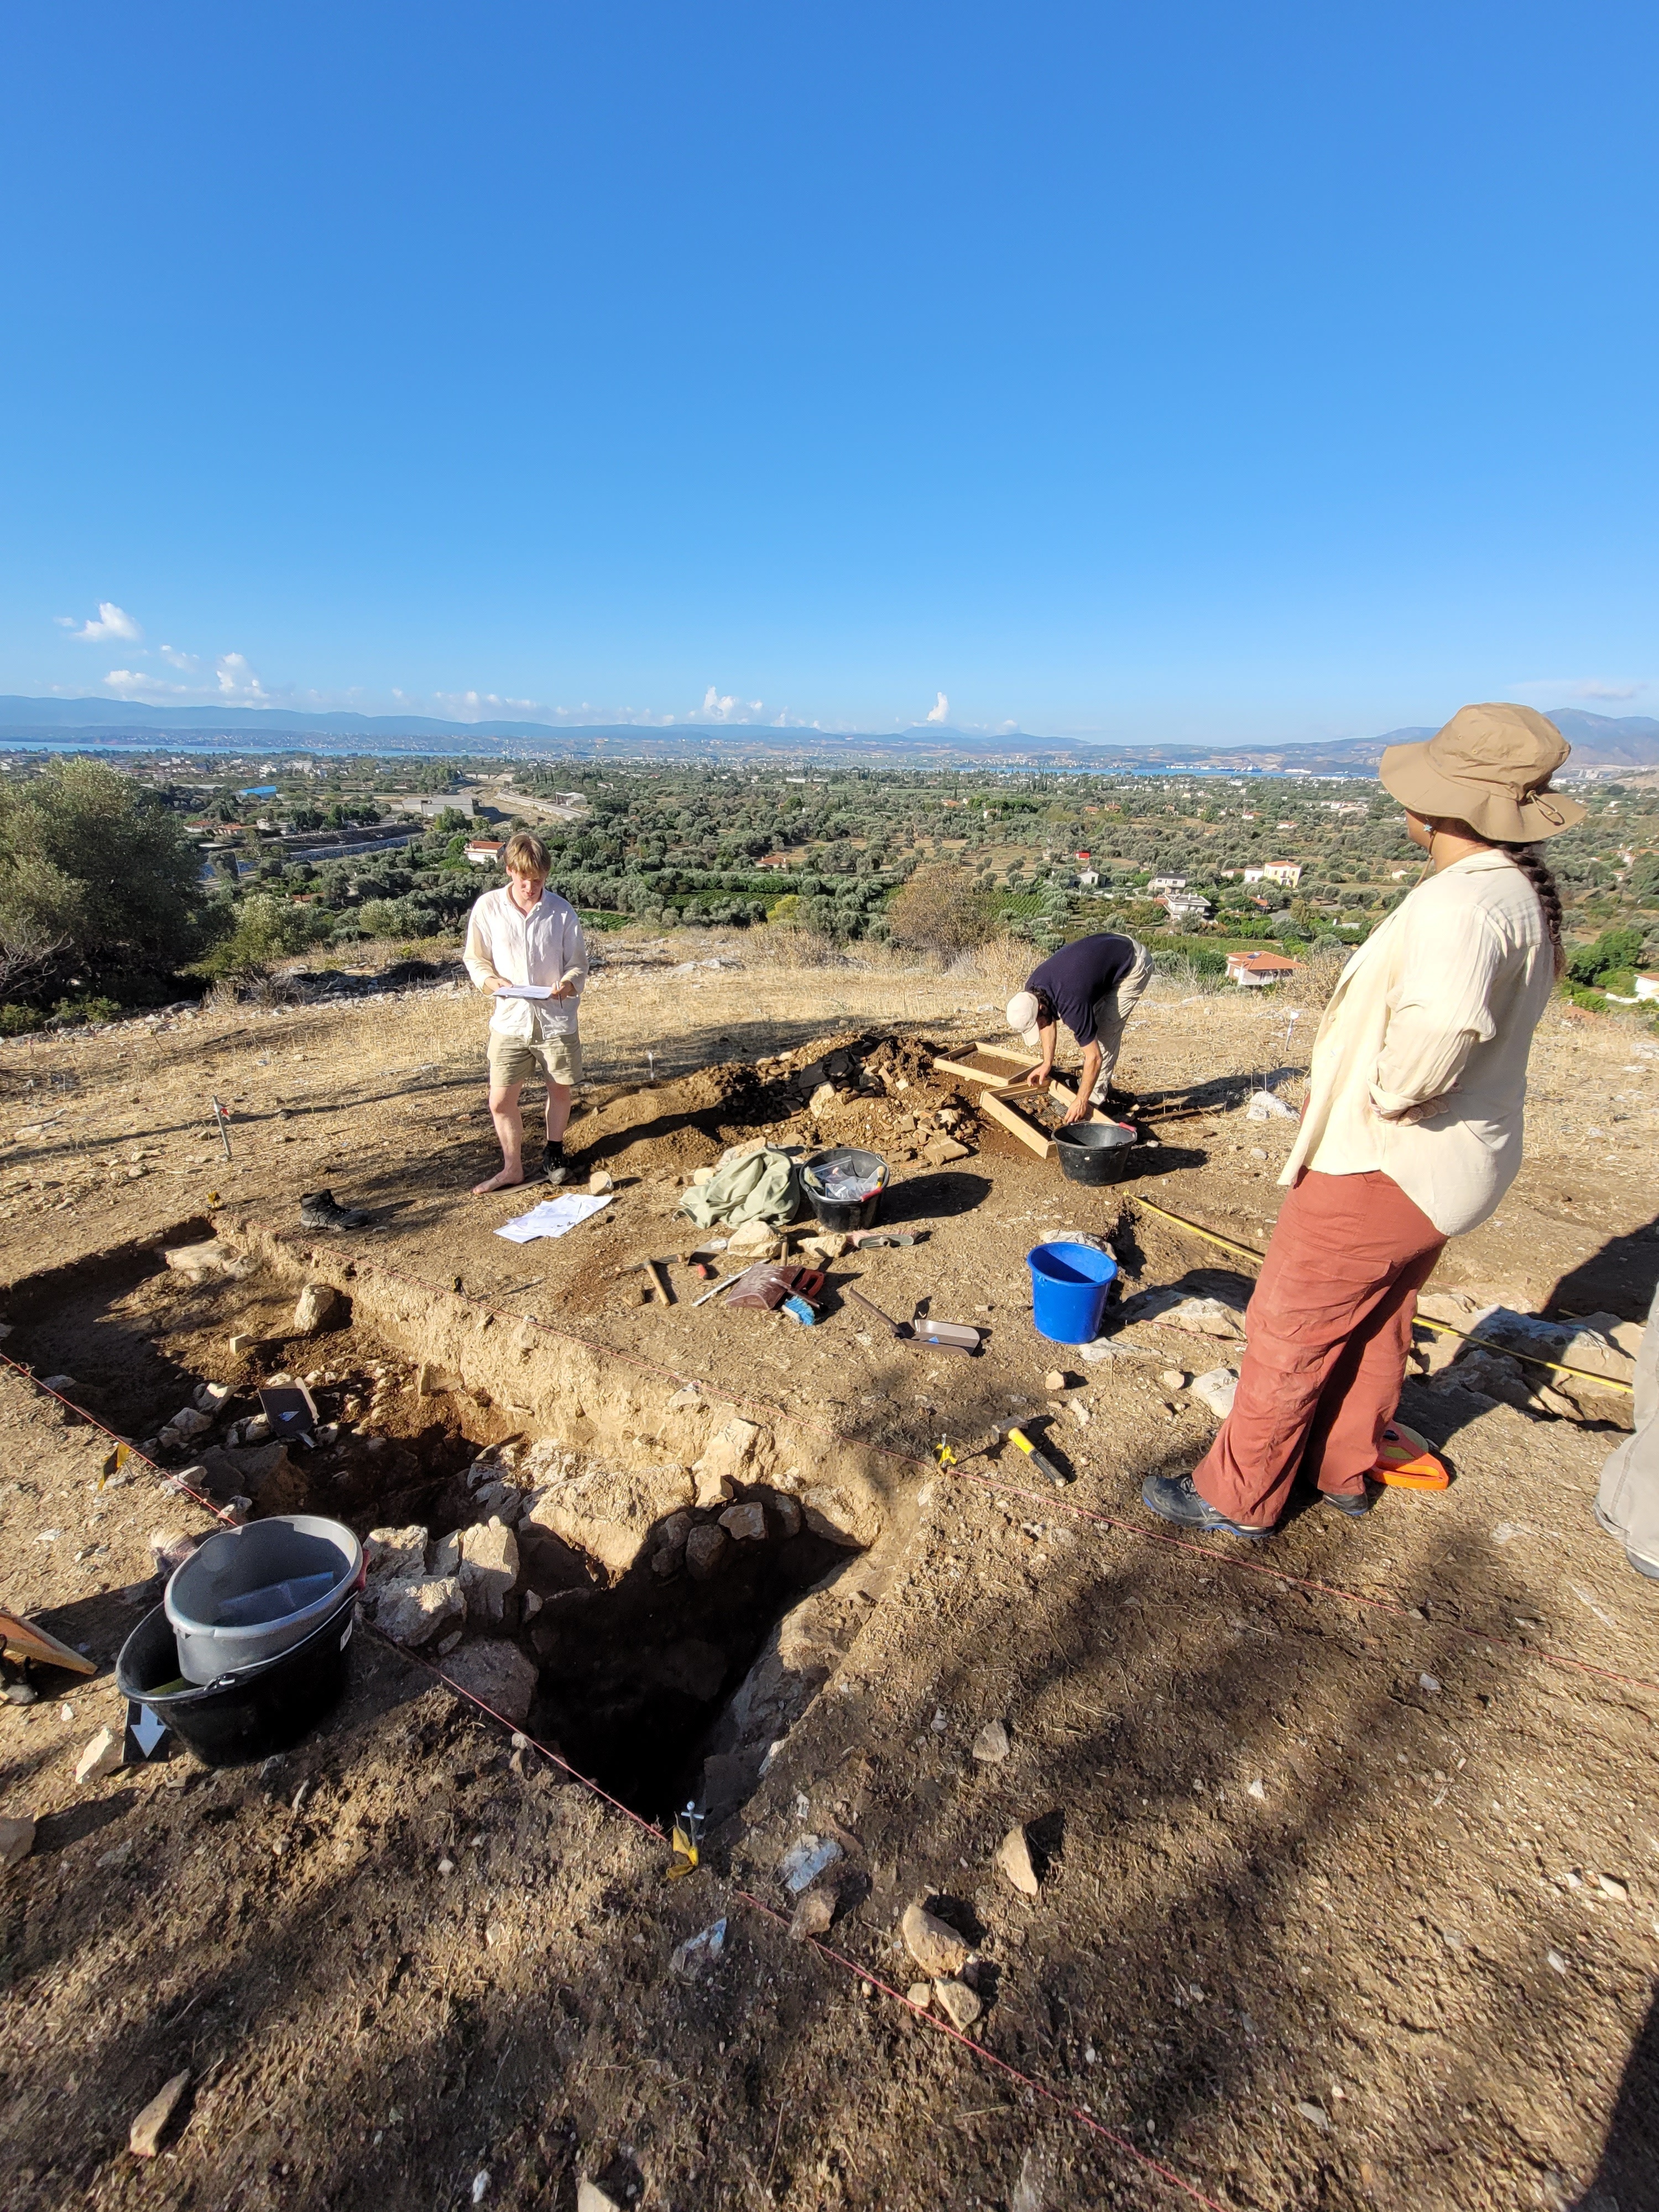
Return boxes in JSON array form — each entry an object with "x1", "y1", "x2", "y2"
[{"x1": 0, "y1": 924, "x2": 1655, "y2": 2212}]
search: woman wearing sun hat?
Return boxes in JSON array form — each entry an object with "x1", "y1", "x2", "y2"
[{"x1": 1142, "y1": 702, "x2": 1584, "y2": 1538}]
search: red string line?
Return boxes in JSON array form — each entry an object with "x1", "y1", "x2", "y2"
[
  {"x1": 0, "y1": 1352, "x2": 239, "y2": 1527},
  {"x1": 298, "y1": 1234, "x2": 1659, "y2": 1698},
  {"x1": 363, "y1": 1618, "x2": 1229, "y2": 2212},
  {"x1": 731, "y1": 1888, "x2": 1234, "y2": 2212}
]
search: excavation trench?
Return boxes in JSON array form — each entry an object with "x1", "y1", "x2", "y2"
[{"x1": 2, "y1": 1217, "x2": 906, "y2": 1823}]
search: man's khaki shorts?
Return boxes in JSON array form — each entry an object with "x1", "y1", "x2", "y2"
[{"x1": 487, "y1": 1031, "x2": 582, "y2": 1091}]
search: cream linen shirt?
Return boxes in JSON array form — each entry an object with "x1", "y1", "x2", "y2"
[
  {"x1": 462, "y1": 885, "x2": 587, "y2": 1042},
  {"x1": 1281, "y1": 851, "x2": 1554, "y2": 1237}
]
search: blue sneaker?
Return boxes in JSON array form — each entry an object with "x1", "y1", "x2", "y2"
[{"x1": 1141, "y1": 1472, "x2": 1274, "y2": 1540}]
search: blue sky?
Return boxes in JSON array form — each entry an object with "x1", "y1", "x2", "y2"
[{"x1": 3, "y1": 2, "x2": 1655, "y2": 742}]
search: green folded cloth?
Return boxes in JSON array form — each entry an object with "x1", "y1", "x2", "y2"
[{"x1": 678, "y1": 1147, "x2": 801, "y2": 1229}]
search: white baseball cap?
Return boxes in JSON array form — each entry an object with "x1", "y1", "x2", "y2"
[{"x1": 1006, "y1": 990, "x2": 1042, "y2": 1050}]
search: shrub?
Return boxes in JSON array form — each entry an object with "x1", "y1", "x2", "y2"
[
  {"x1": 191, "y1": 894, "x2": 334, "y2": 980},
  {"x1": 885, "y1": 863, "x2": 994, "y2": 956}
]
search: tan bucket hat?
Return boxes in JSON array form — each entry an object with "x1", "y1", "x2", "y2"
[{"x1": 1379, "y1": 702, "x2": 1585, "y2": 840}]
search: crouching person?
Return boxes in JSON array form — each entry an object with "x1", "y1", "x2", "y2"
[
  {"x1": 1006, "y1": 931, "x2": 1153, "y2": 1124},
  {"x1": 463, "y1": 832, "x2": 587, "y2": 1193}
]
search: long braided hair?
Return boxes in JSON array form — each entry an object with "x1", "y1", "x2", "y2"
[{"x1": 1496, "y1": 842, "x2": 1567, "y2": 977}]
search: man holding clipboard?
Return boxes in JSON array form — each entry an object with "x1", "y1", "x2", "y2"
[{"x1": 462, "y1": 832, "x2": 588, "y2": 1193}]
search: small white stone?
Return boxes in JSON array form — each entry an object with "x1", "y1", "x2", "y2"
[
  {"x1": 971, "y1": 1720, "x2": 1010, "y2": 1764},
  {"x1": 75, "y1": 1726, "x2": 123, "y2": 1784}
]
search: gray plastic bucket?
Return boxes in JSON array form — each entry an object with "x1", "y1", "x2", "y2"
[{"x1": 164, "y1": 1514, "x2": 363, "y2": 1686}]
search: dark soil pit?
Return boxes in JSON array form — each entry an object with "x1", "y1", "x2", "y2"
[{"x1": 526, "y1": 1523, "x2": 857, "y2": 1824}]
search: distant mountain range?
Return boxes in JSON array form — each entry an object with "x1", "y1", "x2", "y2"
[{"x1": 0, "y1": 695, "x2": 1653, "y2": 773}]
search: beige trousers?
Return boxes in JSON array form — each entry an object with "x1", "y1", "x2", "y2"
[{"x1": 1084, "y1": 941, "x2": 1154, "y2": 1098}]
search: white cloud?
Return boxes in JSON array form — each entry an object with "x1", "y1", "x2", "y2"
[
  {"x1": 1514, "y1": 676, "x2": 1652, "y2": 704},
  {"x1": 431, "y1": 688, "x2": 550, "y2": 720},
  {"x1": 925, "y1": 691, "x2": 949, "y2": 723},
  {"x1": 700, "y1": 685, "x2": 765, "y2": 723},
  {"x1": 69, "y1": 601, "x2": 142, "y2": 644},
  {"x1": 99, "y1": 648, "x2": 279, "y2": 707}
]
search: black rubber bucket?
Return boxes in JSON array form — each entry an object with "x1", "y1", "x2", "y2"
[
  {"x1": 116, "y1": 1592, "x2": 357, "y2": 1767},
  {"x1": 802, "y1": 1146, "x2": 889, "y2": 1231},
  {"x1": 1055, "y1": 1120, "x2": 1138, "y2": 1186}
]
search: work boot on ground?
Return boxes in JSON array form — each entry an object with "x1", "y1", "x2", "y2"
[
  {"x1": 1140, "y1": 1471, "x2": 1273, "y2": 1540},
  {"x1": 543, "y1": 1142, "x2": 570, "y2": 1187},
  {"x1": 299, "y1": 1190, "x2": 370, "y2": 1232},
  {"x1": 1319, "y1": 1485, "x2": 1373, "y2": 1519}
]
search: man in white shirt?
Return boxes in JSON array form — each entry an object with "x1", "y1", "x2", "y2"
[{"x1": 462, "y1": 833, "x2": 588, "y2": 1193}]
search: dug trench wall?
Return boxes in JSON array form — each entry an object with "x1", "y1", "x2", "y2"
[{"x1": 213, "y1": 1213, "x2": 921, "y2": 1820}]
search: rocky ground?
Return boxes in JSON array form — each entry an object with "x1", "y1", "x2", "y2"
[{"x1": 0, "y1": 932, "x2": 1656, "y2": 2212}]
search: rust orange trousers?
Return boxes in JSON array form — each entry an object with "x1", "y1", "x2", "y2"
[{"x1": 1192, "y1": 1168, "x2": 1446, "y2": 1528}]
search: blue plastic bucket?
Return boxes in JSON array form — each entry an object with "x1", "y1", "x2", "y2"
[{"x1": 1027, "y1": 1241, "x2": 1118, "y2": 1344}]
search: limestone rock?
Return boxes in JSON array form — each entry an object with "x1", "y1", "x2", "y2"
[
  {"x1": 933, "y1": 1976, "x2": 983, "y2": 2029},
  {"x1": 1164, "y1": 1296, "x2": 1248, "y2": 1340},
  {"x1": 524, "y1": 1462, "x2": 696, "y2": 1582},
  {"x1": 364, "y1": 1525, "x2": 428, "y2": 1581},
  {"x1": 128, "y1": 2069, "x2": 191, "y2": 2158},
  {"x1": 459, "y1": 1517, "x2": 521, "y2": 1626},
  {"x1": 372, "y1": 1575, "x2": 466, "y2": 1647},
  {"x1": 577, "y1": 2184, "x2": 623, "y2": 2212},
  {"x1": 694, "y1": 1417, "x2": 763, "y2": 1490},
  {"x1": 995, "y1": 1824, "x2": 1041, "y2": 1898},
  {"x1": 923, "y1": 1135, "x2": 971, "y2": 1164},
  {"x1": 164, "y1": 1241, "x2": 230, "y2": 1275},
  {"x1": 685, "y1": 1525, "x2": 730, "y2": 1580},
  {"x1": 167, "y1": 1405, "x2": 213, "y2": 1439},
  {"x1": 445, "y1": 1639, "x2": 539, "y2": 1725},
  {"x1": 430, "y1": 1531, "x2": 462, "y2": 1578},
  {"x1": 693, "y1": 1467, "x2": 738, "y2": 1510},
  {"x1": 900, "y1": 1899, "x2": 969, "y2": 1978},
  {"x1": 1189, "y1": 1367, "x2": 1239, "y2": 1419},
  {"x1": 799, "y1": 1232, "x2": 848, "y2": 1261},
  {"x1": 788, "y1": 1890, "x2": 835, "y2": 1941},
  {"x1": 75, "y1": 1726, "x2": 123, "y2": 1783},
  {"x1": 0, "y1": 1815, "x2": 36, "y2": 1874},
  {"x1": 725, "y1": 1217, "x2": 778, "y2": 1257},
  {"x1": 418, "y1": 1363, "x2": 461, "y2": 1396},
  {"x1": 906, "y1": 1982, "x2": 933, "y2": 2010},
  {"x1": 770, "y1": 1491, "x2": 803, "y2": 1537},
  {"x1": 809, "y1": 1081, "x2": 839, "y2": 1115},
  {"x1": 971, "y1": 1719, "x2": 1010, "y2": 1764},
  {"x1": 293, "y1": 1281, "x2": 349, "y2": 1335},
  {"x1": 718, "y1": 1502, "x2": 768, "y2": 1543}
]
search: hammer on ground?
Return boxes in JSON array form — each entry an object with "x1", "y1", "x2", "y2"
[
  {"x1": 993, "y1": 1420, "x2": 1071, "y2": 1489},
  {"x1": 618, "y1": 1258, "x2": 676, "y2": 1304}
]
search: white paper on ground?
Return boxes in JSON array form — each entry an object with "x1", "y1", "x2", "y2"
[
  {"x1": 494, "y1": 1193, "x2": 612, "y2": 1243},
  {"x1": 494, "y1": 983, "x2": 555, "y2": 1000}
]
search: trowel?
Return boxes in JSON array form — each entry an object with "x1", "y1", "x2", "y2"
[{"x1": 847, "y1": 1287, "x2": 981, "y2": 1356}]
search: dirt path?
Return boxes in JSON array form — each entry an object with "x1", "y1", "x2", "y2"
[{"x1": 1, "y1": 938, "x2": 1655, "y2": 2210}]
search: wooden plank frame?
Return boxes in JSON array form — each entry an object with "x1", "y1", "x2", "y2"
[{"x1": 932, "y1": 1046, "x2": 1114, "y2": 1129}]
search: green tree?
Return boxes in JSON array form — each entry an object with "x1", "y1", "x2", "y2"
[
  {"x1": 1568, "y1": 926, "x2": 1644, "y2": 987},
  {"x1": 0, "y1": 758, "x2": 212, "y2": 1004}
]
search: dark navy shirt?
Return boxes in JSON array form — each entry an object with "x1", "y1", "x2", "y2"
[{"x1": 1025, "y1": 933, "x2": 1138, "y2": 1047}]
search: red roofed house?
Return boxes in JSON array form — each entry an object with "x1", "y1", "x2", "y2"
[
  {"x1": 1227, "y1": 950, "x2": 1300, "y2": 989},
  {"x1": 465, "y1": 838, "x2": 505, "y2": 866}
]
